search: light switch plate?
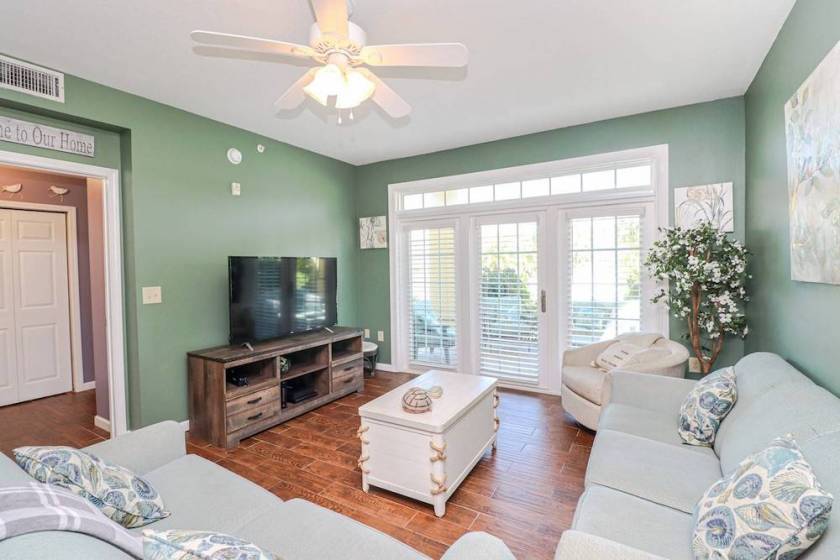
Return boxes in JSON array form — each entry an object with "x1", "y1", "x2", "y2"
[
  {"x1": 364, "y1": 328, "x2": 370, "y2": 338},
  {"x1": 142, "y1": 286, "x2": 162, "y2": 305},
  {"x1": 688, "y1": 357, "x2": 701, "y2": 373},
  {"x1": 231, "y1": 182, "x2": 241, "y2": 196},
  {"x1": 377, "y1": 330, "x2": 384, "y2": 342}
]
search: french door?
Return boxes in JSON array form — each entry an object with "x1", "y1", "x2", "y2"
[{"x1": 472, "y1": 213, "x2": 547, "y2": 386}]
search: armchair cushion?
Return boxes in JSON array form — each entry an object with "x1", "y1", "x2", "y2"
[{"x1": 563, "y1": 366, "x2": 607, "y2": 405}]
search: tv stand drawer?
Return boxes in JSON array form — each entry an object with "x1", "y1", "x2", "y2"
[
  {"x1": 333, "y1": 359, "x2": 363, "y2": 382},
  {"x1": 226, "y1": 385, "x2": 280, "y2": 416},
  {"x1": 226, "y1": 401, "x2": 279, "y2": 433}
]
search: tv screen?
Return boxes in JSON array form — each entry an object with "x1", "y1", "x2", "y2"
[{"x1": 228, "y1": 256, "x2": 337, "y2": 344}]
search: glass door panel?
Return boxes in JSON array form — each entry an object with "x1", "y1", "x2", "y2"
[{"x1": 476, "y1": 218, "x2": 543, "y2": 384}]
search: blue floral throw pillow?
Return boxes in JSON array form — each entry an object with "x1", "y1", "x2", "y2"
[
  {"x1": 692, "y1": 436, "x2": 833, "y2": 560},
  {"x1": 678, "y1": 366, "x2": 738, "y2": 446},
  {"x1": 143, "y1": 529, "x2": 280, "y2": 560},
  {"x1": 13, "y1": 446, "x2": 169, "y2": 528}
]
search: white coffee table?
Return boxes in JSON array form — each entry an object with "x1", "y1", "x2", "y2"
[{"x1": 357, "y1": 370, "x2": 499, "y2": 517}]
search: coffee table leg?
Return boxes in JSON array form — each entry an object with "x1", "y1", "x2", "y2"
[
  {"x1": 434, "y1": 496, "x2": 446, "y2": 517},
  {"x1": 357, "y1": 423, "x2": 370, "y2": 492}
]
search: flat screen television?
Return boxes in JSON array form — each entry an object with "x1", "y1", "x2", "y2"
[{"x1": 228, "y1": 256, "x2": 337, "y2": 344}]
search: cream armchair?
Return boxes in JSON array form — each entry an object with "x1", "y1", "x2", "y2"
[{"x1": 561, "y1": 333, "x2": 689, "y2": 430}]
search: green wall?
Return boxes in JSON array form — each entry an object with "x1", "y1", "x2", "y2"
[
  {"x1": 354, "y1": 98, "x2": 747, "y2": 367},
  {"x1": 744, "y1": 0, "x2": 840, "y2": 395},
  {"x1": 0, "y1": 72, "x2": 357, "y2": 428}
]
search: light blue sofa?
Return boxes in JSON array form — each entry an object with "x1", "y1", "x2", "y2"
[
  {"x1": 555, "y1": 352, "x2": 840, "y2": 559},
  {"x1": 0, "y1": 421, "x2": 515, "y2": 560}
]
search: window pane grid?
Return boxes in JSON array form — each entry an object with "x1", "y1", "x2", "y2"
[
  {"x1": 408, "y1": 227, "x2": 457, "y2": 367},
  {"x1": 568, "y1": 214, "x2": 642, "y2": 348},
  {"x1": 401, "y1": 164, "x2": 652, "y2": 211}
]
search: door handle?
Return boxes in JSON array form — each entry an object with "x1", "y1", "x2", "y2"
[{"x1": 540, "y1": 290, "x2": 546, "y2": 313}]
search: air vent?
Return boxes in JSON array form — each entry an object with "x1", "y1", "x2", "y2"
[{"x1": 0, "y1": 55, "x2": 64, "y2": 103}]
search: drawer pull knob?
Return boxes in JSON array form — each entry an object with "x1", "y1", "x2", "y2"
[
  {"x1": 247, "y1": 412, "x2": 263, "y2": 421},
  {"x1": 247, "y1": 397, "x2": 262, "y2": 405}
]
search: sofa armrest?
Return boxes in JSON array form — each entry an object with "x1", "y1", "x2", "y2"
[
  {"x1": 608, "y1": 370, "x2": 696, "y2": 415},
  {"x1": 554, "y1": 530, "x2": 668, "y2": 560},
  {"x1": 83, "y1": 421, "x2": 186, "y2": 475},
  {"x1": 441, "y1": 532, "x2": 516, "y2": 560}
]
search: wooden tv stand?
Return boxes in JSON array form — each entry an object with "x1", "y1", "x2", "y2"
[{"x1": 187, "y1": 327, "x2": 363, "y2": 449}]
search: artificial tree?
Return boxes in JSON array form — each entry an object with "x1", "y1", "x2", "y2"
[{"x1": 645, "y1": 222, "x2": 749, "y2": 374}]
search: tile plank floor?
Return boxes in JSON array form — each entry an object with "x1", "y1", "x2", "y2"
[{"x1": 0, "y1": 372, "x2": 594, "y2": 559}]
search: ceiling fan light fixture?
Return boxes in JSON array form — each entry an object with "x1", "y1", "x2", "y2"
[
  {"x1": 304, "y1": 64, "x2": 375, "y2": 110},
  {"x1": 303, "y1": 63, "x2": 345, "y2": 106},
  {"x1": 335, "y1": 69, "x2": 375, "y2": 109}
]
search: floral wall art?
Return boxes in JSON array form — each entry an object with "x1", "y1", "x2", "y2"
[
  {"x1": 674, "y1": 182, "x2": 734, "y2": 233},
  {"x1": 359, "y1": 215, "x2": 387, "y2": 249},
  {"x1": 785, "y1": 40, "x2": 840, "y2": 284}
]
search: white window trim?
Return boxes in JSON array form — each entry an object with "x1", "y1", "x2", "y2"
[{"x1": 388, "y1": 145, "x2": 669, "y2": 393}]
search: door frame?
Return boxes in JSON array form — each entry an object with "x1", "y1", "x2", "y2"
[
  {"x1": 0, "y1": 202, "x2": 88, "y2": 395},
  {"x1": 0, "y1": 149, "x2": 127, "y2": 437}
]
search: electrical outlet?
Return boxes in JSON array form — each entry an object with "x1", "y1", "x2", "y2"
[
  {"x1": 231, "y1": 182, "x2": 241, "y2": 196},
  {"x1": 377, "y1": 330, "x2": 385, "y2": 342},
  {"x1": 688, "y1": 357, "x2": 701, "y2": 373},
  {"x1": 364, "y1": 328, "x2": 370, "y2": 338},
  {"x1": 142, "y1": 286, "x2": 162, "y2": 305}
]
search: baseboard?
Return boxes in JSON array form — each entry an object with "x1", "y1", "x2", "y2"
[
  {"x1": 180, "y1": 420, "x2": 190, "y2": 432},
  {"x1": 75, "y1": 381, "x2": 96, "y2": 392},
  {"x1": 375, "y1": 362, "x2": 398, "y2": 372},
  {"x1": 94, "y1": 415, "x2": 111, "y2": 433}
]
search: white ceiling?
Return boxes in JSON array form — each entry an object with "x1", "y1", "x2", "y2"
[{"x1": 1, "y1": 0, "x2": 794, "y2": 165}]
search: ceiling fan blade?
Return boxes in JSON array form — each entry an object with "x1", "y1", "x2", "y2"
[
  {"x1": 360, "y1": 43, "x2": 469, "y2": 67},
  {"x1": 310, "y1": 0, "x2": 348, "y2": 39},
  {"x1": 274, "y1": 68, "x2": 319, "y2": 111},
  {"x1": 191, "y1": 31, "x2": 314, "y2": 58},
  {"x1": 358, "y1": 68, "x2": 411, "y2": 118}
]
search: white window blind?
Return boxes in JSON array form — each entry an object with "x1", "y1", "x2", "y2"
[
  {"x1": 568, "y1": 212, "x2": 643, "y2": 347},
  {"x1": 407, "y1": 227, "x2": 457, "y2": 367},
  {"x1": 479, "y1": 222, "x2": 540, "y2": 384}
]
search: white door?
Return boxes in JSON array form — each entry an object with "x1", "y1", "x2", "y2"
[
  {"x1": 0, "y1": 210, "x2": 17, "y2": 405},
  {"x1": 0, "y1": 209, "x2": 73, "y2": 405},
  {"x1": 473, "y1": 213, "x2": 547, "y2": 386}
]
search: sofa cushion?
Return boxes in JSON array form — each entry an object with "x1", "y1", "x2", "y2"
[
  {"x1": 715, "y1": 383, "x2": 840, "y2": 475},
  {"x1": 563, "y1": 366, "x2": 606, "y2": 405},
  {"x1": 585, "y1": 430, "x2": 721, "y2": 513},
  {"x1": 572, "y1": 485, "x2": 693, "y2": 560},
  {"x1": 236, "y1": 498, "x2": 428, "y2": 560},
  {"x1": 598, "y1": 404, "x2": 709, "y2": 455},
  {"x1": 13, "y1": 446, "x2": 170, "y2": 528},
  {"x1": 0, "y1": 531, "x2": 135, "y2": 560},
  {"x1": 692, "y1": 436, "x2": 833, "y2": 560},
  {"x1": 138, "y1": 454, "x2": 282, "y2": 535},
  {"x1": 799, "y1": 431, "x2": 840, "y2": 559},
  {"x1": 714, "y1": 353, "x2": 813, "y2": 456},
  {"x1": 677, "y1": 367, "x2": 737, "y2": 447}
]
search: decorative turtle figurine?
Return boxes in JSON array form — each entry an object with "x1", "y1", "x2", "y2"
[{"x1": 401, "y1": 385, "x2": 443, "y2": 414}]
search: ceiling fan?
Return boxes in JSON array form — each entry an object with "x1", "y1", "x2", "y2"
[{"x1": 191, "y1": 0, "x2": 469, "y2": 121}]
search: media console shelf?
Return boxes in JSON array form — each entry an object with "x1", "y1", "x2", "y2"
[{"x1": 187, "y1": 327, "x2": 364, "y2": 449}]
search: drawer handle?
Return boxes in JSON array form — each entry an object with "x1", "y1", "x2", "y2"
[
  {"x1": 247, "y1": 412, "x2": 263, "y2": 421},
  {"x1": 343, "y1": 376, "x2": 354, "y2": 384},
  {"x1": 343, "y1": 365, "x2": 355, "y2": 372},
  {"x1": 246, "y1": 397, "x2": 262, "y2": 405}
]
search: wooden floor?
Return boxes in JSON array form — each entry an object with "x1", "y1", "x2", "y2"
[{"x1": 0, "y1": 373, "x2": 593, "y2": 559}]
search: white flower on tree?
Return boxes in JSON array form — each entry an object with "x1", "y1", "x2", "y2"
[{"x1": 645, "y1": 222, "x2": 749, "y2": 374}]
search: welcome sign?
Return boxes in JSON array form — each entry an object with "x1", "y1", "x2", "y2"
[{"x1": 0, "y1": 116, "x2": 95, "y2": 157}]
